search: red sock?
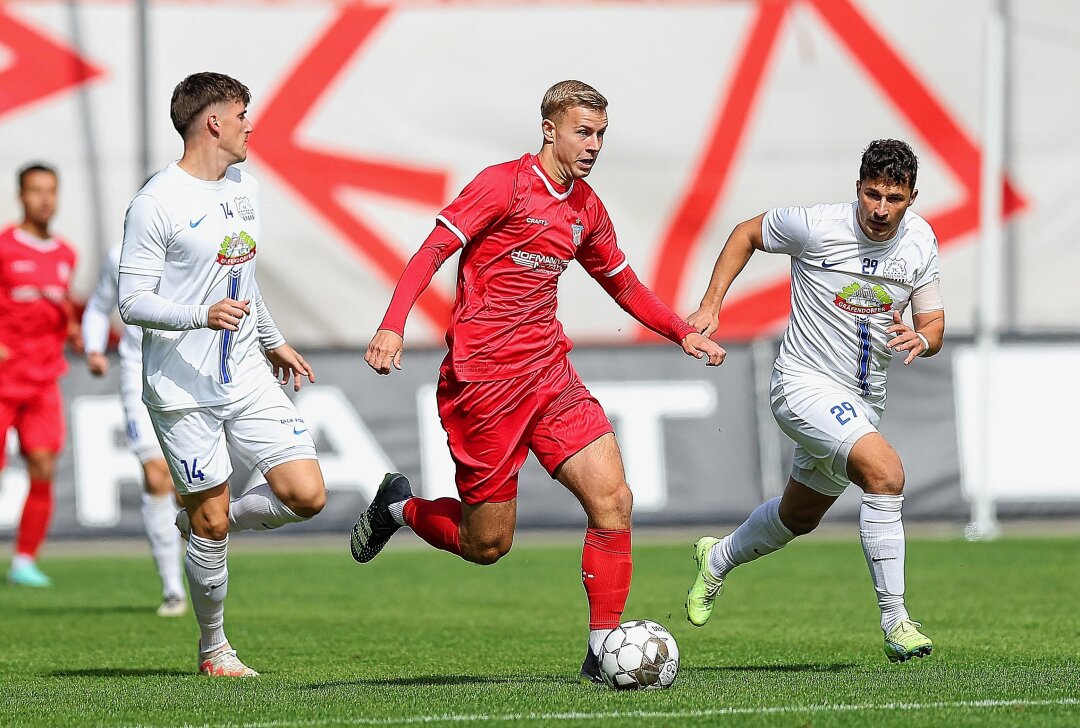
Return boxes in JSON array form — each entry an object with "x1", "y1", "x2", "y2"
[
  {"x1": 16, "y1": 479, "x2": 54, "y2": 558},
  {"x1": 581, "y1": 528, "x2": 633, "y2": 630},
  {"x1": 402, "y1": 497, "x2": 463, "y2": 557}
]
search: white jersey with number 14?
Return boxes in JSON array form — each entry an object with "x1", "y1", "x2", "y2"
[{"x1": 120, "y1": 162, "x2": 275, "y2": 411}]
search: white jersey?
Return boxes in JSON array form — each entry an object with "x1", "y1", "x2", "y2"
[
  {"x1": 761, "y1": 201, "x2": 940, "y2": 403},
  {"x1": 119, "y1": 162, "x2": 276, "y2": 411}
]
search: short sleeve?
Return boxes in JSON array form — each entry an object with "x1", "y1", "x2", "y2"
[
  {"x1": 575, "y1": 196, "x2": 627, "y2": 278},
  {"x1": 436, "y1": 164, "x2": 515, "y2": 245},
  {"x1": 912, "y1": 236, "x2": 940, "y2": 290},
  {"x1": 119, "y1": 194, "x2": 171, "y2": 276},
  {"x1": 761, "y1": 206, "x2": 812, "y2": 257}
]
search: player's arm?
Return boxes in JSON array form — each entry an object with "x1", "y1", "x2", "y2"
[
  {"x1": 366, "y1": 223, "x2": 463, "y2": 375},
  {"x1": 887, "y1": 279, "x2": 945, "y2": 365},
  {"x1": 82, "y1": 250, "x2": 119, "y2": 376},
  {"x1": 252, "y1": 281, "x2": 314, "y2": 391},
  {"x1": 594, "y1": 264, "x2": 726, "y2": 366},
  {"x1": 688, "y1": 213, "x2": 767, "y2": 337}
]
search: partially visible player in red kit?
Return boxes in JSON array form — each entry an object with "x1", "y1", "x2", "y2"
[
  {"x1": 0, "y1": 163, "x2": 81, "y2": 588},
  {"x1": 351, "y1": 80, "x2": 727, "y2": 683}
]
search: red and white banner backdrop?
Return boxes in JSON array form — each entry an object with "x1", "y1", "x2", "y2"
[{"x1": 1, "y1": 1, "x2": 1074, "y2": 347}]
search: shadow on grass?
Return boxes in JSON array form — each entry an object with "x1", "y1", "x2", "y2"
[
  {"x1": 305, "y1": 674, "x2": 566, "y2": 689},
  {"x1": 8, "y1": 605, "x2": 154, "y2": 615},
  {"x1": 699, "y1": 663, "x2": 857, "y2": 673},
  {"x1": 50, "y1": 668, "x2": 190, "y2": 678}
]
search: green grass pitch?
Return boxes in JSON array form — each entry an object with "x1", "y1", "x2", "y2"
[{"x1": 1, "y1": 533, "x2": 1078, "y2": 727}]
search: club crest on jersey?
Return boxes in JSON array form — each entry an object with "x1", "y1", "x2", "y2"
[
  {"x1": 217, "y1": 231, "x2": 257, "y2": 265},
  {"x1": 834, "y1": 281, "x2": 893, "y2": 314},
  {"x1": 511, "y1": 249, "x2": 569, "y2": 274},
  {"x1": 571, "y1": 220, "x2": 584, "y2": 247},
  {"x1": 234, "y1": 196, "x2": 255, "y2": 221},
  {"x1": 881, "y1": 257, "x2": 909, "y2": 283}
]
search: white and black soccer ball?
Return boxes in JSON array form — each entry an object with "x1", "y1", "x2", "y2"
[{"x1": 598, "y1": 619, "x2": 679, "y2": 690}]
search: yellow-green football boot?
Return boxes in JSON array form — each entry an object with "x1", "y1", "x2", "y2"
[
  {"x1": 884, "y1": 619, "x2": 933, "y2": 663},
  {"x1": 685, "y1": 537, "x2": 724, "y2": 627}
]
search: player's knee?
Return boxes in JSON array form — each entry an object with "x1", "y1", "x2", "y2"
[
  {"x1": 24, "y1": 452, "x2": 56, "y2": 482},
  {"x1": 781, "y1": 509, "x2": 822, "y2": 536},
  {"x1": 858, "y1": 461, "x2": 905, "y2": 495},
  {"x1": 583, "y1": 481, "x2": 633, "y2": 526},
  {"x1": 282, "y1": 486, "x2": 326, "y2": 519},
  {"x1": 462, "y1": 534, "x2": 513, "y2": 565},
  {"x1": 193, "y1": 511, "x2": 230, "y2": 541}
]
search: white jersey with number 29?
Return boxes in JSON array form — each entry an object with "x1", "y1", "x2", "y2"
[
  {"x1": 120, "y1": 162, "x2": 274, "y2": 411},
  {"x1": 761, "y1": 201, "x2": 940, "y2": 404}
]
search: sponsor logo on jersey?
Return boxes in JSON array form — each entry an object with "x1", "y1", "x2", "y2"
[
  {"x1": 571, "y1": 219, "x2": 584, "y2": 247},
  {"x1": 821, "y1": 259, "x2": 842, "y2": 269},
  {"x1": 833, "y1": 281, "x2": 893, "y2": 314},
  {"x1": 189, "y1": 214, "x2": 208, "y2": 228},
  {"x1": 235, "y1": 196, "x2": 256, "y2": 221},
  {"x1": 881, "y1": 257, "x2": 909, "y2": 283},
  {"x1": 11, "y1": 260, "x2": 35, "y2": 273},
  {"x1": 526, "y1": 217, "x2": 548, "y2": 226},
  {"x1": 216, "y1": 231, "x2": 257, "y2": 265},
  {"x1": 511, "y1": 249, "x2": 569, "y2": 273}
]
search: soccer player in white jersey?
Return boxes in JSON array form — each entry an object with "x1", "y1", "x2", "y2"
[
  {"x1": 118, "y1": 72, "x2": 326, "y2": 677},
  {"x1": 83, "y1": 243, "x2": 186, "y2": 617},
  {"x1": 684, "y1": 139, "x2": 944, "y2": 663}
]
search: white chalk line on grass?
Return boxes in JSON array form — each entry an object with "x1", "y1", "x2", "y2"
[{"x1": 149, "y1": 697, "x2": 1080, "y2": 728}]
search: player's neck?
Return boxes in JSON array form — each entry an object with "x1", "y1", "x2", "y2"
[
  {"x1": 177, "y1": 145, "x2": 233, "y2": 182},
  {"x1": 18, "y1": 220, "x2": 50, "y2": 240},
  {"x1": 535, "y1": 148, "x2": 573, "y2": 189}
]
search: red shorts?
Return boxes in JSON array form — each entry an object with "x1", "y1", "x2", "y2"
[
  {"x1": 437, "y1": 356, "x2": 613, "y2": 505},
  {"x1": 0, "y1": 380, "x2": 65, "y2": 469}
]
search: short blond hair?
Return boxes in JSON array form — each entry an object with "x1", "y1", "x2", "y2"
[{"x1": 541, "y1": 80, "x2": 608, "y2": 123}]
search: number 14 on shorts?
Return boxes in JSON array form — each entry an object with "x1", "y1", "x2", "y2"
[
  {"x1": 830, "y1": 402, "x2": 858, "y2": 425},
  {"x1": 180, "y1": 458, "x2": 206, "y2": 484}
]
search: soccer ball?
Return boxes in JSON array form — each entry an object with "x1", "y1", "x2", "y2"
[{"x1": 598, "y1": 619, "x2": 679, "y2": 690}]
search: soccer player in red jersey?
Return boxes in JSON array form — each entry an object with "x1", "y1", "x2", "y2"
[
  {"x1": 351, "y1": 80, "x2": 727, "y2": 683},
  {"x1": 0, "y1": 163, "x2": 81, "y2": 587}
]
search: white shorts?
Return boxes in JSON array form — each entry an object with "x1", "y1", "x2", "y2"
[
  {"x1": 120, "y1": 361, "x2": 164, "y2": 464},
  {"x1": 148, "y1": 381, "x2": 317, "y2": 495},
  {"x1": 770, "y1": 368, "x2": 882, "y2": 497}
]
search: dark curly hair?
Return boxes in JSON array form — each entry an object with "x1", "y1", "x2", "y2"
[{"x1": 859, "y1": 139, "x2": 918, "y2": 190}]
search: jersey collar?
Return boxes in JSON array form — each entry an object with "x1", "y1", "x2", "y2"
[
  {"x1": 12, "y1": 226, "x2": 59, "y2": 252},
  {"x1": 530, "y1": 157, "x2": 573, "y2": 201}
]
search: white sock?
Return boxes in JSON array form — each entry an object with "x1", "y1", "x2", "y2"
[
  {"x1": 708, "y1": 497, "x2": 796, "y2": 579},
  {"x1": 588, "y1": 628, "x2": 610, "y2": 656},
  {"x1": 860, "y1": 493, "x2": 910, "y2": 634},
  {"x1": 141, "y1": 493, "x2": 184, "y2": 598},
  {"x1": 388, "y1": 500, "x2": 408, "y2": 526},
  {"x1": 228, "y1": 483, "x2": 305, "y2": 531},
  {"x1": 186, "y1": 533, "x2": 229, "y2": 654},
  {"x1": 11, "y1": 553, "x2": 35, "y2": 570}
]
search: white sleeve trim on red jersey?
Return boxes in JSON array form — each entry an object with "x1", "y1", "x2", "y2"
[
  {"x1": 436, "y1": 215, "x2": 468, "y2": 246},
  {"x1": 604, "y1": 259, "x2": 629, "y2": 278},
  {"x1": 531, "y1": 165, "x2": 573, "y2": 201}
]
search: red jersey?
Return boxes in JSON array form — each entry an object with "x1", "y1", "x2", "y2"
[
  {"x1": 0, "y1": 225, "x2": 77, "y2": 393},
  {"x1": 436, "y1": 154, "x2": 628, "y2": 381}
]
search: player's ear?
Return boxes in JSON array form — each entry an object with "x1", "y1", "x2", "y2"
[
  {"x1": 541, "y1": 118, "x2": 556, "y2": 144},
  {"x1": 207, "y1": 112, "x2": 221, "y2": 136},
  {"x1": 909, "y1": 187, "x2": 918, "y2": 205}
]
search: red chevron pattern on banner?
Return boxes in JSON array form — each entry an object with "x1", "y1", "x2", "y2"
[{"x1": 0, "y1": 8, "x2": 102, "y2": 120}]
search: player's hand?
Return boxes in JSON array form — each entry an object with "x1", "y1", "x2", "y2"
[
  {"x1": 207, "y1": 298, "x2": 251, "y2": 331},
  {"x1": 681, "y1": 332, "x2": 727, "y2": 367},
  {"x1": 86, "y1": 351, "x2": 109, "y2": 377},
  {"x1": 686, "y1": 306, "x2": 720, "y2": 338},
  {"x1": 0, "y1": 342, "x2": 9, "y2": 362},
  {"x1": 67, "y1": 322, "x2": 84, "y2": 355},
  {"x1": 366, "y1": 329, "x2": 404, "y2": 375},
  {"x1": 885, "y1": 310, "x2": 926, "y2": 365},
  {"x1": 266, "y1": 343, "x2": 316, "y2": 392}
]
